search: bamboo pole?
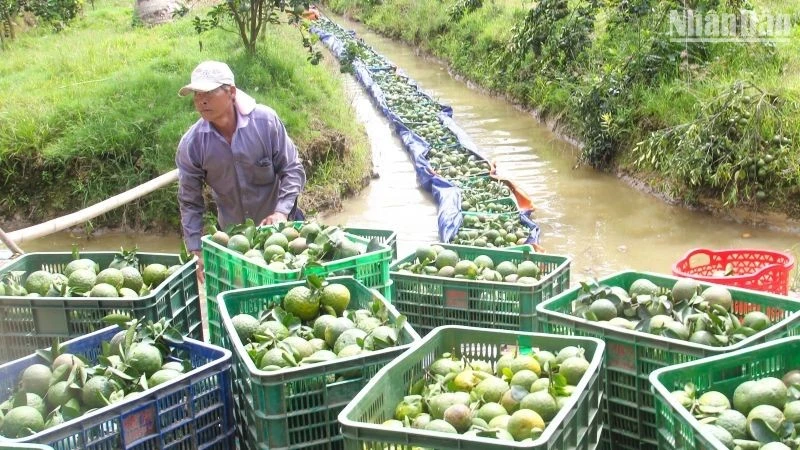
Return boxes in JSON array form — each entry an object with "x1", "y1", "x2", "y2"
[
  {"x1": 0, "y1": 227, "x2": 24, "y2": 255},
  {"x1": 6, "y1": 170, "x2": 179, "y2": 245}
]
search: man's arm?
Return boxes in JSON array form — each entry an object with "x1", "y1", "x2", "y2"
[
  {"x1": 176, "y1": 138, "x2": 206, "y2": 252},
  {"x1": 268, "y1": 116, "x2": 307, "y2": 216}
]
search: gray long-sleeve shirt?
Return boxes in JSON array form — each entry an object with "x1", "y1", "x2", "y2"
[{"x1": 176, "y1": 105, "x2": 306, "y2": 251}]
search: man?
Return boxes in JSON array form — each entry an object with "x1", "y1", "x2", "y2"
[
  {"x1": 176, "y1": 60, "x2": 306, "y2": 282},
  {"x1": 302, "y1": 4, "x2": 320, "y2": 20}
]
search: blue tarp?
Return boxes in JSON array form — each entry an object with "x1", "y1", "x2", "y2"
[
  {"x1": 312, "y1": 26, "x2": 352, "y2": 59},
  {"x1": 520, "y1": 213, "x2": 542, "y2": 245},
  {"x1": 439, "y1": 113, "x2": 484, "y2": 159},
  {"x1": 431, "y1": 177, "x2": 462, "y2": 242},
  {"x1": 312, "y1": 21, "x2": 540, "y2": 246}
]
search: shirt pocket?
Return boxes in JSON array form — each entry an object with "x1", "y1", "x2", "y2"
[{"x1": 247, "y1": 157, "x2": 276, "y2": 185}]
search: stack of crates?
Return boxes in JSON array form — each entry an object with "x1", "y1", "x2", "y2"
[
  {"x1": 338, "y1": 325, "x2": 606, "y2": 450},
  {"x1": 452, "y1": 175, "x2": 519, "y2": 211},
  {"x1": 0, "y1": 326, "x2": 234, "y2": 448},
  {"x1": 650, "y1": 335, "x2": 800, "y2": 449},
  {"x1": 216, "y1": 276, "x2": 420, "y2": 449},
  {"x1": 536, "y1": 270, "x2": 800, "y2": 449},
  {"x1": 0, "y1": 252, "x2": 202, "y2": 363},
  {"x1": 203, "y1": 224, "x2": 393, "y2": 344},
  {"x1": 390, "y1": 243, "x2": 571, "y2": 335}
]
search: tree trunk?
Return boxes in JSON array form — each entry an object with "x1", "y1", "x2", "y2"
[{"x1": 3, "y1": 13, "x2": 14, "y2": 40}]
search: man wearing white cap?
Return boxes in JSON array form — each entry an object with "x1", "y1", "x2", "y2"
[{"x1": 176, "y1": 61, "x2": 306, "y2": 282}]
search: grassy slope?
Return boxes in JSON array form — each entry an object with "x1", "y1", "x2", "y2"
[
  {"x1": 0, "y1": 0, "x2": 370, "y2": 229},
  {"x1": 325, "y1": 0, "x2": 800, "y2": 217}
]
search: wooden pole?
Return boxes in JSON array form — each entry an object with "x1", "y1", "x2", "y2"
[{"x1": 6, "y1": 170, "x2": 179, "y2": 245}]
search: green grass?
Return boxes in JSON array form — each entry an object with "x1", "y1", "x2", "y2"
[
  {"x1": 0, "y1": 0, "x2": 370, "y2": 229},
  {"x1": 324, "y1": 0, "x2": 800, "y2": 217}
]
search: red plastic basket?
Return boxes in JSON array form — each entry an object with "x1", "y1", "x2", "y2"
[{"x1": 672, "y1": 248, "x2": 795, "y2": 295}]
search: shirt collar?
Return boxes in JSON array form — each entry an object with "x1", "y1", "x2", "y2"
[
  {"x1": 197, "y1": 107, "x2": 250, "y2": 134},
  {"x1": 236, "y1": 106, "x2": 250, "y2": 129}
]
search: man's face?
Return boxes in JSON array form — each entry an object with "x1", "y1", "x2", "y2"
[{"x1": 193, "y1": 85, "x2": 235, "y2": 123}]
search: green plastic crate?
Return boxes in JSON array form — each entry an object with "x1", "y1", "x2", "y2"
[
  {"x1": 506, "y1": 244, "x2": 538, "y2": 252},
  {"x1": 344, "y1": 227, "x2": 398, "y2": 261},
  {"x1": 338, "y1": 325, "x2": 606, "y2": 450},
  {"x1": 461, "y1": 210, "x2": 520, "y2": 222},
  {"x1": 390, "y1": 244, "x2": 570, "y2": 335},
  {"x1": 204, "y1": 228, "x2": 391, "y2": 344},
  {"x1": 217, "y1": 276, "x2": 421, "y2": 450},
  {"x1": 461, "y1": 196, "x2": 519, "y2": 215},
  {"x1": 454, "y1": 175, "x2": 518, "y2": 208},
  {"x1": 536, "y1": 270, "x2": 800, "y2": 450},
  {"x1": 373, "y1": 280, "x2": 393, "y2": 302},
  {"x1": 650, "y1": 336, "x2": 800, "y2": 450},
  {"x1": 0, "y1": 252, "x2": 202, "y2": 364},
  {"x1": 453, "y1": 174, "x2": 512, "y2": 193},
  {"x1": 433, "y1": 160, "x2": 492, "y2": 181}
]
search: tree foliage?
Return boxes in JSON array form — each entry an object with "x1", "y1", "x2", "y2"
[
  {"x1": 193, "y1": 0, "x2": 321, "y2": 61},
  {"x1": 27, "y1": 0, "x2": 83, "y2": 29},
  {"x1": 1, "y1": 0, "x2": 82, "y2": 46}
]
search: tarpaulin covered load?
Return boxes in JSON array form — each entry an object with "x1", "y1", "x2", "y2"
[
  {"x1": 311, "y1": 23, "x2": 354, "y2": 59},
  {"x1": 311, "y1": 17, "x2": 541, "y2": 246}
]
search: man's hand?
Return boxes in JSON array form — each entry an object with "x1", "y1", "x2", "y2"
[
  {"x1": 260, "y1": 212, "x2": 288, "y2": 226},
  {"x1": 192, "y1": 250, "x2": 205, "y2": 284}
]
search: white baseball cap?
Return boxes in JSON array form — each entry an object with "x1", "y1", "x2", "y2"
[{"x1": 179, "y1": 60, "x2": 256, "y2": 114}]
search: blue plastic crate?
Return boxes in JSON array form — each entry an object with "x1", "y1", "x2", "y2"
[{"x1": 0, "y1": 326, "x2": 235, "y2": 449}]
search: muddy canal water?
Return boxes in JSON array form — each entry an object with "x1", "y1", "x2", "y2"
[{"x1": 321, "y1": 15, "x2": 800, "y2": 282}]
